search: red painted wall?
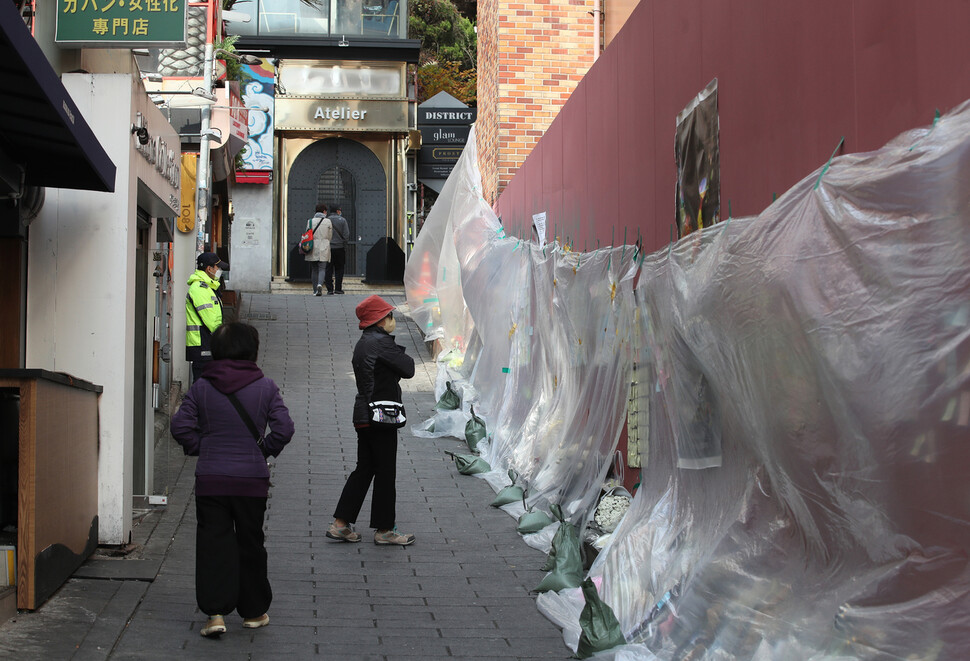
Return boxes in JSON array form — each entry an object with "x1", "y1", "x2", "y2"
[{"x1": 495, "y1": 0, "x2": 970, "y2": 254}]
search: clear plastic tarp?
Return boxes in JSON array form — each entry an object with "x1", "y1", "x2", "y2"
[{"x1": 405, "y1": 101, "x2": 970, "y2": 659}]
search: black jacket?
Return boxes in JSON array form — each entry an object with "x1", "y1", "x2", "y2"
[{"x1": 352, "y1": 326, "x2": 415, "y2": 425}]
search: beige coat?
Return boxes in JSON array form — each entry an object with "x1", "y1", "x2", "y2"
[{"x1": 305, "y1": 213, "x2": 333, "y2": 262}]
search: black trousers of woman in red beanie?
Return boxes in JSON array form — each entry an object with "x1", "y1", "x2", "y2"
[{"x1": 333, "y1": 425, "x2": 399, "y2": 529}]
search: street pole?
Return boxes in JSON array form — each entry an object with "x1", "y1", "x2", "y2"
[{"x1": 195, "y1": 40, "x2": 214, "y2": 252}]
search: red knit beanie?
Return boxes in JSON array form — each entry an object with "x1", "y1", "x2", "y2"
[{"x1": 356, "y1": 295, "x2": 395, "y2": 329}]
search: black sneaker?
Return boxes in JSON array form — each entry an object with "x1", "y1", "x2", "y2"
[
  {"x1": 335, "y1": 290, "x2": 345, "y2": 295},
  {"x1": 313, "y1": 285, "x2": 322, "y2": 296},
  {"x1": 327, "y1": 290, "x2": 335, "y2": 295}
]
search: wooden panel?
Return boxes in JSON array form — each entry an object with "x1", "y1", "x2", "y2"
[
  {"x1": 0, "y1": 376, "x2": 99, "y2": 610},
  {"x1": 0, "y1": 238, "x2": 23, "y2": 369},
  {"x1": 14, "y1": 378, "x2": 35, "y2": 610}
]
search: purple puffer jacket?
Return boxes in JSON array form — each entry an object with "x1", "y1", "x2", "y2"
[{"x1": 170, "y1": 360, "x2": 294, "y2": 486}]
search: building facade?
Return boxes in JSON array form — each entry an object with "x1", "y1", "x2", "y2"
[
  {"x1": 476, "y1": 0, "x2": 601, "y2": 204},
  {"x1": 228, "y1": 1, "x2": 422, "y2": 291}
]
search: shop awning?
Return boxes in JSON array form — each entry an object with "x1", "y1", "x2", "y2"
[{"x1": 0, "y1": 2, "x2": 116, "y2": 193}]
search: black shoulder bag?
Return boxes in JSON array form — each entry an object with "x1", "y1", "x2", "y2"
[{"x1": 224, "y1": 392, "x2": 270, "y2": 458}]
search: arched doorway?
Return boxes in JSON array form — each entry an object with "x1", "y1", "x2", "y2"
[{"x1": 286, "y1": 138, "x2": 387, "y2": 280}]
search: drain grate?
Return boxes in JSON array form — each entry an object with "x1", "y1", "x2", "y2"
[{"x1": 248, "y1": 313, "x2": 277, "y2": 321}]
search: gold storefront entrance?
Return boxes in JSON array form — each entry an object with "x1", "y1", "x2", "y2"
[{"x1": 272, "y1": 60, "x2": 410, "y2": 281}]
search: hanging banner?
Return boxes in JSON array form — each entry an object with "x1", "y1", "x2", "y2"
[
  {"x1": 178, "y1": 153, "x2": 196, "y2": 233},
  {"x1": 675, "y1": 78, "x2": 720, "y2": 238}
]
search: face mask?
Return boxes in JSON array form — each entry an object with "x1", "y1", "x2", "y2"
[
  {"x1": 383, "y1": 316, "x2": 396, "y2": 333},
  {"x1": 213, "y1": 268, "x2": 223, "y2": 280}
]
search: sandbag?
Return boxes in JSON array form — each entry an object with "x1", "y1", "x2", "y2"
[
  {"x1": 490, "y1": 469, "x2": 524, "y2": 508},
  {"x1": 517, "y1": 496, "x2": 555, "y2": 534},
  {"x1": 435, "y1": 381, "x2": 461, "y2": 411},
  {"x1": 536, "y1": 505, "x2": 584, "y2": 592},
  {"x1": 446, "y1": 451, "x2": 490, "y2": 475},
  {"x1": 464, "y1": 405, "x2": 487, "y2": 452},
  {"x1": 575, "y1": 577, "x2": 626, "y2": 658}
]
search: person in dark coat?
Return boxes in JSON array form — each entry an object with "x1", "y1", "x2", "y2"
[
  {"x1": 328, "y1": 295, "x2": 416, "y2": 545},
  {"x1": 325, "y1": 205, "x2": 351, "y2": 295},
  {"x1": 170, "y1": 322, "x2": 294, "y2": 638}
]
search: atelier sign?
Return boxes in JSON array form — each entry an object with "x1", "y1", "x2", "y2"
[{"x1": 275, "y1": 98, "x2": 408, "y2": 132}]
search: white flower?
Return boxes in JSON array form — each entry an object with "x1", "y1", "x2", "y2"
[{"x1": 594, "y1": 494, "x2": 631, "y2": 533}]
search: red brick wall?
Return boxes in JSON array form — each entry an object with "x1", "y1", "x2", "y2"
[{"x1": 477, "y1": 0, "x2": 596, "y2": 204}]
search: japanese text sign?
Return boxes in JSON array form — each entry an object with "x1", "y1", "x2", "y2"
[{"x1": 56, "y1": 0, "x2": 186, "y2": 46}]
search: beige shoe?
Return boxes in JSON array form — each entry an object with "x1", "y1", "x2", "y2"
[
  {"x1": 201, "y1": 615, "x2": 226, "y2": 637},
  {"x1": 326, "y1": 522, "x2": 362, "y2": 542},
  {"x1": 374, "y1": 529, "x2": 415, "y2": 546},
  {"x1": 243, "y1": 614, "x2": 270, "y2": 629}
]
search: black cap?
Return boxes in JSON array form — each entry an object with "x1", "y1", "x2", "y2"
[{"x1": 197, "y1": 252, "x2": 229, "y2": 270}]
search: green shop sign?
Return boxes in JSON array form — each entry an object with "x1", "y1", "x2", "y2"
[{"x1": 56, "y1": 0, "x2": 186, "y2": 46}]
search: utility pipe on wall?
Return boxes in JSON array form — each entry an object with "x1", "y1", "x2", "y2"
[{"x1": 592, "y1": 0, "x2": 602, "y2": 61}]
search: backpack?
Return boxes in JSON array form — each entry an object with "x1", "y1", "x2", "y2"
[{"x1": 300, "y1": 217, "x2": 325, "y2": 254}]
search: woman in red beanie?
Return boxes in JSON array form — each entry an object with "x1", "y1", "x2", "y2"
[{"x1": 328, "y1": 295, "x2": 417, "y2": 545}]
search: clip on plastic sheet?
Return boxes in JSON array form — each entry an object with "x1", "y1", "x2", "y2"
[{"x1": 813, "y1": 136, "x2": 845, "y2": 190}]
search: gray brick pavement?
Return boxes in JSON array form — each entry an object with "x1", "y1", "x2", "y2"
[{"x1": 0, "y1": 290, "x2": 573, "y2": 660}]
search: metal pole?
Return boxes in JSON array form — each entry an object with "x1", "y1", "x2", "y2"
[
  {"x1": 195, "y1": 37, "x2": 214, "y2": 250},
  {"x1": 592, "y1": 0, "x2": 601, "y2": 61}
]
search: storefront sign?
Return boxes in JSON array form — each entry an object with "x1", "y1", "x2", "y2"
[
  {"x1": 178, "y1": 153, "x2": 196, "y2": 233},
  {"x1": 417, "y1": 108, "x2": 477, "y2": 125},
  {"x1": 132, "y1": 112, "x2": 180, "y2": 189},
  {"x1": 275, "y1": 98, "x2": 408, "y2": 132},
  {"x1": 419, "y1": 125, "x2": 470, "y2": 145},
  {"x1": 417, "y1": 145, "x2": 464, "y2": 179},
  {"x1": 55, "y1": 0, "x2": 186, "y2": 46}
]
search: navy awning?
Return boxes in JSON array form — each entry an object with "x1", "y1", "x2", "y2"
[{"x1": 0, "y1": 2, "x2": 115, "y2": 192}]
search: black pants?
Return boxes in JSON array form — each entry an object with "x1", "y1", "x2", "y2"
[
  {"x1": 325, "y1": 247, "x2": 346, "y2": 292},
  {"x1": 195, "y1": 495, "x2": 272, "y2": 618},
  {"x1": 333, "y1": 425, "x2": 398, "y2": 530}
]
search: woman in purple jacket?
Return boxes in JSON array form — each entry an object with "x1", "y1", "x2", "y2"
[{"x1": 171, "y1": 322, "x2": 294, "y2": 638}]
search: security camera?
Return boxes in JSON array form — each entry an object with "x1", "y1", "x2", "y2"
[{"x1": 131, "y1": 125, "x2": 150, "y2": 145}]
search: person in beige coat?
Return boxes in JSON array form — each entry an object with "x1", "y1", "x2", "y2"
[{"x1": 305, "y1": 203, "x2": 333, "y2": 296}]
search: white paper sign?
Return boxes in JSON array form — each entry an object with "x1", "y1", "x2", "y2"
[{"x1": 532, "y1": 212, "x2": 547, "y2": 248}]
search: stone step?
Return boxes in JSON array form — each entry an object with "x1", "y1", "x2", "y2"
[{"x1": 270, "y1": 276, "x2": 405, "y2": 297}]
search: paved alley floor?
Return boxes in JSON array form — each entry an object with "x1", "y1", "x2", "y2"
[{"x1": 0, "y1": 290, "x2": 573, "y2": 660}]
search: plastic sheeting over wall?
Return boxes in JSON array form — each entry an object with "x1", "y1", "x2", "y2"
[{"x1": 404, "y1": 101, "x2": 970, "y2": 659}]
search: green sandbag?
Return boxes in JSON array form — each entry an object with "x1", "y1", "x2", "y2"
[
  {"x1": 446, "y1": 451, "x2": 490, "y2": 475},
  {"x1": 540, "y1": 504, "x2": 562, "y2": 571},
  {"x1": 540, "y1": 504, "x2": 566, "y2": 571},
  {"x1": 435, "y1": 381, "x2": 461, "y2": 411},
  {"x1": 536, "y1": 505, "x2": 583, "y2": 592},
  {"x1": 516, "y1": 495, "x2": 554, "y2": 534},
  {"x1": 490, "y1": 469, "x2": 524, "y2": 508},
  {"x1": 464, "y1": 405, "x2": 487, "y2": 452},
  {"x1": 575, "y1": 578, "x2": 626, "y2": 659}
]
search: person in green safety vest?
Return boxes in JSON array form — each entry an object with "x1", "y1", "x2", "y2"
[{"x1": 186, "y1": 252, "x2": 229, "y2": 382}]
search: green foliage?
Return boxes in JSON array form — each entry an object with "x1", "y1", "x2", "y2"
[
  {"x1": 214, "y1": 34, "x2": 254, "y2": 85},
  {"x1": 416, "y1": 60, "x2": 476, "y2": 104},
  {"x1": 409, "y1": 0, "x2": 476, "y2": 69},
  {"x1": 234, "y1": 146, "x2": 247, "y2": 172},
  {"x1": 409, "y1": 0, "x2": 476, "y2": 103}
]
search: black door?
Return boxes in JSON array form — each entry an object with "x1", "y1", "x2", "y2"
[{"x1": 287, "y1": 138, "x2": 387, "y2": 279}]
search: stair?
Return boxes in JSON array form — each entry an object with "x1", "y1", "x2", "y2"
[{"x1": 270, "y1": 276, "x2": 405, "y2": 297}]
